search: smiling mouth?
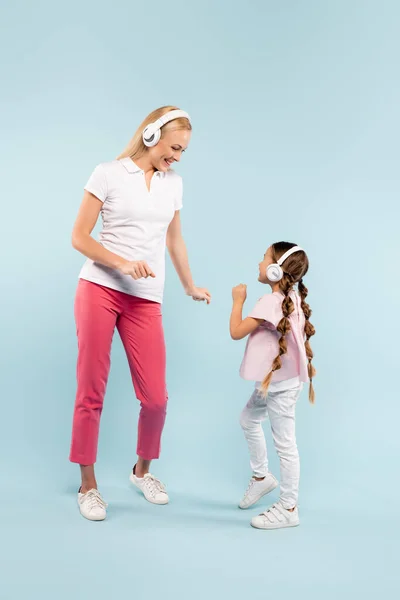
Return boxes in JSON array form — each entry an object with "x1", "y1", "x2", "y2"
[{"x1": 164, "y1": 158, "x2": 173, "y2": 167}]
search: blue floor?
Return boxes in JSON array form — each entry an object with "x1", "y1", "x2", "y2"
[
  {"x1": 2, "y1": 469, "x2": 398, "y2": 600},
  {"x1": 1, "y1": 381, "x2": 398, "y2": 599}
]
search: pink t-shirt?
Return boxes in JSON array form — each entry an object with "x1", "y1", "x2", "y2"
[{"x1": 240, "y1": 291, "x2": 309, "y2": 384}]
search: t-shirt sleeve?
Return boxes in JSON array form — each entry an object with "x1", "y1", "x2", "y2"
[
  {"x1": 84, "y1": 164, "x2": 108, "y2": 202},
  {"x1": 248, "y1": 295, "x2": 282, "y2": 329},
  {"x1": 174, "y1": 175, "x2": 183, "y2": 211}
]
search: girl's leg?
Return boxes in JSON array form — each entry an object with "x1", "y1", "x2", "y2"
[
  {"x1": 240, "y1": 390, "x2": 270, "y2": 478},
  {"x1": 239, "y1": 391, "x2": 278, "y2": 509},
  {"x1": 267, "y1": 386, "x2": 302, "y2": 509},
  {"x1": 117, "y1": 296, "x2": 168, "y2": 474},
  {"x1": 69, "y1": 280, "x2": 120, "y2": 490}
]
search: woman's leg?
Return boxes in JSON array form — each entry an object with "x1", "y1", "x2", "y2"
[
  {"x1": 117, "y1": 296, "x2": 168, "y2": 475},
  {"x1": 134, "y1": 459, "x2": 152, "y2": 478},
  {"x1": 69, "y1": 280, "x2": 120, "y2": 490}
]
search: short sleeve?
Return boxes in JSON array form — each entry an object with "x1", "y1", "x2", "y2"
[
  {"x1": 248, "y1": 294, "x2": 282, "y2": 329},
  {"x1": 174, "y1": 175, "x2": 183, "y2": 211},
  {"x1": 84, "y1": 164, "x2": 108, "y2": 202}
]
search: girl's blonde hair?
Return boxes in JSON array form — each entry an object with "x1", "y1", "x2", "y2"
[
  {"x1": 117, "y1": 105, "x2": 192, "y2": 161},
  {"x1": 260, "y1": 242, "x2": 316, "y2": 403}
]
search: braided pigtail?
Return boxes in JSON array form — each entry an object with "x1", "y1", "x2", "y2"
[
  {"x1": 298, "y1": 278, "x2": 316, "y2": 403},
  {"x1": 260, "y1": 274, "x2": 294, "y2": 396}
]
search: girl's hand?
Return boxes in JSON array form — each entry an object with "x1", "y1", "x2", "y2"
[
  {"x1": 232, "y1": 284, "x2": 247, "y2": 302},
  {"x1": 118, "y1": 260, "x2": 155, "y2": 280},
  {"x1": 186, "y1": 286, "x2": 211, "y2": 304}
]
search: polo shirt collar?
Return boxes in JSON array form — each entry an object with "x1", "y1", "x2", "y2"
[
  {"x1": 120, "y1": 157, "x2": 166, "y2": 177},
  {"x1": 120, "y1": 157, "x2": 142, "y2": 174}
]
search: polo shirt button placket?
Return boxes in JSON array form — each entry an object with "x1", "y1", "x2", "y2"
[{"x1": 148, "y1": 173, "x2": 155, "y2": 207}]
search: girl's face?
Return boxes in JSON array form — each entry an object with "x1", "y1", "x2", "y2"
[
  {"x1": 258, "y1": 247, "x2": 274, "y2": 284},
  {"x1": 148, "y1": 128, "x2": 191, "y2": 172}
]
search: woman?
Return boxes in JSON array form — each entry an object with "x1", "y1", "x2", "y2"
[{"x1": 70, "y1": 106, "x2": 211, "y2": 521}]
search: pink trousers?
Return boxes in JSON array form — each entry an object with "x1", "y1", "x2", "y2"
[{"x1": 69, "y1": 279, "x2": 168, "y2": 465}]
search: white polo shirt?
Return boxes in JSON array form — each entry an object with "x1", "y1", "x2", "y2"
[{"x1": 78, "y1": 157, "x2": 183, "y2": 303}]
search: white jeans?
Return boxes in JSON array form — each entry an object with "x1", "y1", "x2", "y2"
[{"x1": 240, "y1": 385, "x2": 302, "y2": 509}]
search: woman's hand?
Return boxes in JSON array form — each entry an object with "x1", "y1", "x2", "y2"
[
  {"x1": 118, "y1": 260, "x2": 155, "y2": 280},
  {"x1": 232, "y1": 284, "x2": 247, "y2": 303},
  {"x1": 186, "y1": 285, "x2": 211, "y2": 304}
]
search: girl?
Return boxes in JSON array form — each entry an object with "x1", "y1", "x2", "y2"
[
  {"x1": 230, "y1": 242, "x2": 315, "y2": 529},
  {"x1": 70, "y1": 106, "x2": 211, "y2": 521}
]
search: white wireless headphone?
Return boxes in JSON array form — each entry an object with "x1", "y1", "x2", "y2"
[
  {"x1": 266, "y1": 246, "x2": 304, "y2": 282},
  {"x1": 142, "y1": 109, "x2": 191, "y2": 148}
]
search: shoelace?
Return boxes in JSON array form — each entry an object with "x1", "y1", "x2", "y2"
[
  {"x1": 143, "y1": 474, "x2": 166, "y2": 498},
  {"x1": 244, "y1": 479, "x2": 257, "y2": 497},
  {"x1": 84, "y1": 489, "x2": 108, "y2": 510}
]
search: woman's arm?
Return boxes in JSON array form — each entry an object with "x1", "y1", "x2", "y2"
[
  {"x1": 230, "y1": 284, "x2": 263, "y2": 340},
  {"x1": 72, "y1": 191, "x2": 155, "y2": 279},
  {"x1": 166, "y1": 211, "x2": 211, "y2": 303}
]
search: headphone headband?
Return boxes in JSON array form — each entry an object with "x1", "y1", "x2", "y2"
[
  {"x1": 143, "y1": 110, "x2": 191, "y2": 147},
  {"x1": 277, "y1": 246, "x2": 304, "y2": 267},
  {"x1": 156, "y1": 109, "x2": 191, "y2": 128}
]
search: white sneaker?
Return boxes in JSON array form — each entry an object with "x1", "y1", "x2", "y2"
[
  {"x1": 251, "y1": 502, "x2": 300, "y2": 530},
  {"x1": 239, "y1": 473, "x2": 278, "y2": 509},
  {"x1": 129, "y1": 472, "x2": 169, "y2": 505},
  {"x1": 77, "y1": 489, "x2": 107, "y2": 521}
]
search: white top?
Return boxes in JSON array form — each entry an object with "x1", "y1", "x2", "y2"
[
  {"x1": 79, "y1": 157, "x2": 183, "y2": 303},
  {"x1": 255, "y1": 377, "x2": 301, "y2": 393}
]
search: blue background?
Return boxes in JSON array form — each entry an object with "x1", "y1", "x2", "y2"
[{"x1": 1, "y1": 0, "x2": 399, "y2": 598}]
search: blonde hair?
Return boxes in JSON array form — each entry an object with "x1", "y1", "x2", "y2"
[{"x1": 117, "y1": 105, "x2": 192, "y2": 161}]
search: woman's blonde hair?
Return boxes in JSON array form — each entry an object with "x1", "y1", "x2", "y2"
[{"x1": 117, "y1": 105, "x2": 192, "y2": 161}]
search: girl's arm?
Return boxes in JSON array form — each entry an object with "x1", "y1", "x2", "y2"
[
  {"x1": 166, "y1": 211, "x2": 211, "y2": 303},
  {"x1": 230, "y1": 284, "x2": 263, "y2": 340}
]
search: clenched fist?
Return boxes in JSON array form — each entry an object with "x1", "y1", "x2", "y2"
[{"x1": 232, "y1": 284, "x2": 247, "y2": 302}]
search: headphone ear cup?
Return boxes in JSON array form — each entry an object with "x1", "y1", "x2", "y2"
[
  {"x1": 267, "y1": 264, "x2": 283, "y2": 282},
  {"x1": 142, "y1": 125, "x2": 161, "y2": 147}
]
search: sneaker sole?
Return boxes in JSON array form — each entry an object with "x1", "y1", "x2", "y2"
[
  {"x1": 77, "y1": 499, "x2": 106, "y2": 521},
  {"x1": 238, "y1": 478, "x2": 279, "y2": 510},
  {"x1": 79, "y1": 512, "x2": 106, "y2": 521},
  {"x1": 129, "y1": 474, "x2": 169, "y2": 505},
  {"x1": 251, "y1": 520, "x2": 299, "y2": 530}
]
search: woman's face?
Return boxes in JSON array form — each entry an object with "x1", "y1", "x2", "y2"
[{"x1": 149, "y1": 128, "x2": 191, "y2": 172}]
